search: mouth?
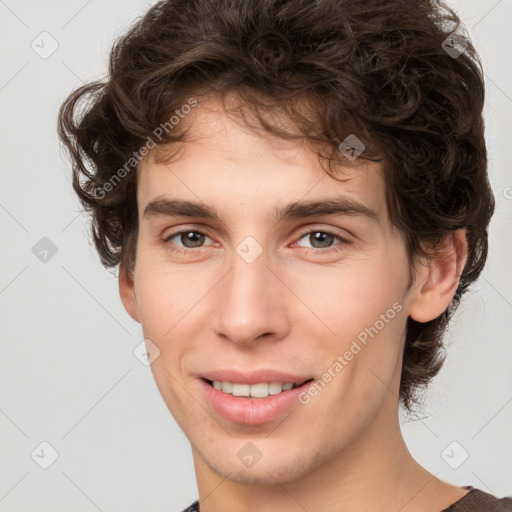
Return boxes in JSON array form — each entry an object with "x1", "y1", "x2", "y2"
[
  {"x1": 199, "y1": 376, "x2": 316, "y2": 425},
  {"x1": 202, "y1": 377, "x2": 314, "y2": 399}
]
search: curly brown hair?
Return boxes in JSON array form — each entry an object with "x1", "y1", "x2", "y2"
[{"x1": 57, "y1": 0, "x2": 495, "y2": 414}]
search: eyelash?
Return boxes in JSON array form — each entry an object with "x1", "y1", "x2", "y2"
[
  {"x1": 162, "y1": 227, "x2": 351, "y2": 255},
  {"x1": 293, "y1": 227, "x2": 352, "y2": 254}
]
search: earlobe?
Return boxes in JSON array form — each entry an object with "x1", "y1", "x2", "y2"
[
  {"x1": 118, "y1": 263, "x2": 140, "y2": 323},
  {"x1": 408, "y1": 229, "x2": 468, "y2": 323}
]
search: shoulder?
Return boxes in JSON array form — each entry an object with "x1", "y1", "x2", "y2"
[
  {"x1": 178, "y1": 492, "x2": 512, "y2": 512},
  {"x1": 179, "y1": 499, "x2": 199, "y2": 512},
  {"x1": 443, "y1": 488, "x2": 512, "y2": 511}
]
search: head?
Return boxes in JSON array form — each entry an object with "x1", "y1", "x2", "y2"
[{"x1": 58, "y1": 0, "x2": 494, "y2": 484}]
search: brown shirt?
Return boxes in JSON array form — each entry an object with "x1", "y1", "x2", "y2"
[
  {"x1": 441, "y1": 486, "x2": 512, "y2": 511},
  {"x1": 181, "y1": 486, "x2": 512, "y2": 511}
]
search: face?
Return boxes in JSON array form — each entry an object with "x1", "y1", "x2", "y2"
[{"x1": 121, "y1": 94, "x2": 422, "y2": 485}]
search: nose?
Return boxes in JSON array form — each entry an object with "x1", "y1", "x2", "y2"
[{"x1": 212, "y1": 244, "x2": 291, "y2": 346}]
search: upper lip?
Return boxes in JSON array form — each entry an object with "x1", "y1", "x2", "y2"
[{"x1": 200, "y1": 369, "x2": 314, "y2": 386}]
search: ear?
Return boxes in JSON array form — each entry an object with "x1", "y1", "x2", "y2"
[
  {"x1": 118, "y1": 262, "x2": 140, "y2": 323},
  {"x1": 408, "y1": 229, "x2": 468, "y2": 323}
]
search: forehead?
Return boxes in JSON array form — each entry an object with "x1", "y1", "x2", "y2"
[{"x1": 137, "y1": 95, "x2": 387, "y2": 222}]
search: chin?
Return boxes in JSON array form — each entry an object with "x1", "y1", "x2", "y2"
[
  {"x1": 200, "y1": 443, "x2": 318, "y2": 485},
  {"x1": 216, "y1": 460, "x2": 308, "y2": 485}
]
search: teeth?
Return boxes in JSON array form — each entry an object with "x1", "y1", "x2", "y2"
[
  {"x1": 211, "y1": 380, "x2": 301, "y2": 398},
  {"x1": 233, "y1": 383, "x2": 250, "y2": 396}
]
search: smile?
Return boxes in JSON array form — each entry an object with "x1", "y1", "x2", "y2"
[
  {"x1": 200, "y1": 378, "x2": 315, "y2": 425},
  {"x1": 207, "y1": 379, "x2": 312, "y2": 398}
]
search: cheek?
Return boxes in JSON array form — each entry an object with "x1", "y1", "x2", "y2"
[
  {"x1": 133, "y1": 252, "x2": 194, "y2": 331},
  {"x1": 290, "y1": 253, "x2": 406, "y2": 335},
  {"x1": 289, "y1": 253, "x2": 407, "y2": 404},
  {"x1": 318, "y1": 310, "x2": 406, "y2": 433}
]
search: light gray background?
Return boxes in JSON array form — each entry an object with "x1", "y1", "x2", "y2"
[{"x1": 0, "y1": 0, "x2": 511, "y2": 511}]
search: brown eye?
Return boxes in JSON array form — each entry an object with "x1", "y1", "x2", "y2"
[
  {"x1": 178, "y1": 231, "x2": 206, "y2": 248},
  {"x1": 163, "y1": 230, "x2": 214, "y2": 253},
  {"x1": 293, "y1": 228, "x2": 352, "y2": 255},
  {"x1": 307, "y1": 232, "x2": 336, "y2": 249}
]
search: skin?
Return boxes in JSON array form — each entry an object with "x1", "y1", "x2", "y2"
[{"x1": 119, "y1": 93, "x2": 469, "y2": 512}]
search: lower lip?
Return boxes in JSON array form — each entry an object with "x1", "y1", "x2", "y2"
[{"x1": 199, "y1": 379, "x2": 313, "y2": 425}]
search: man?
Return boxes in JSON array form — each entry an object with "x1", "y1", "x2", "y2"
[{"x1": 57, "y1": 0, "x2": 511, "y2": 510}]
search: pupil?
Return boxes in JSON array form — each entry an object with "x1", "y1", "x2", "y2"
[
  {"x1": 182, "y1": 232, "x2": 204, "y2": 247},
  {"x1": 311, "y1": 232, "x2": 333, "y2": 248}
]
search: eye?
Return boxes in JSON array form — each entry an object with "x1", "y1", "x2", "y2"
[
  {"x1": 161, "y1": 227, "x2": 351, "y2": 256},
  {"x1": 162, "y1": 230, "x2": 214, "y2": 254},
  {"x1": 294, "y1": 228, "x2": 351, "y2": 253}
]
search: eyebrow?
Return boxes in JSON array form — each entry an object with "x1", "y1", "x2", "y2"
[{"x1": 143, "y1": 196, "x2": 379, "y2": 223}]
